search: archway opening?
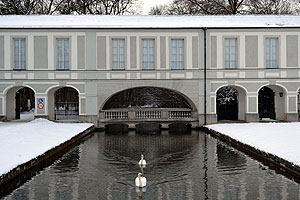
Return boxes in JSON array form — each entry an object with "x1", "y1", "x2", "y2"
[
  {"x1": 101, "y1": 87, "x2": 197, "y2": 122},
  {"x1": 216, "y1": 86, "x2": 238, "y2": 121},
  {"x1": 102, "y1": 87, "x2": 193, "y2": 110},
  {"x1": 258, "y1": 85, "x2": 286, "y2": 121},
  {"x1": 54, "y1": 87, "x2": 79, "y2": 120},
  {"x1": 6, "y1": 86, "x2": 35, "y2": 120}
]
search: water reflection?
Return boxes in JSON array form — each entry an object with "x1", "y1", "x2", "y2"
[{"x1": 3, "y1": 131, "x2": 300, "y2": 200}]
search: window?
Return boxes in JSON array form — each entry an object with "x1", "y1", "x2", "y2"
[
  {"x1": 57, "y1": 38, "x2": 69, "y2": 69},
  {"x1": 14, "y1": 38, "x2": 26, "y2": 69},
  {"x1": 266, "y1": 38, "x2": 278, "y2": 68},
  {"x1": 225, "y1": 38, "x2": 237, "y2": 69},
  {"x1": 171, "y1": 39, "x2": 184, "y2": 69},
  {"x1": 142, "y1": 39, "x2": 155, "y2": 70},
  {"x1": 112, "y1": 39, "x2": 125, "y2": 70}
]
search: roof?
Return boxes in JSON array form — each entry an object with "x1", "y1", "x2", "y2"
[{"x1": 1, "y1": 15, "x2": 300, "y2": 29}]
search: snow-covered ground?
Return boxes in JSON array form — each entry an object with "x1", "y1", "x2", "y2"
[
  {"x1": 206, "y1": 122, "x2": 300, "y2": 166},
  {"x1": 0, "y1": 119, "x2": 93, "y2": 176}
]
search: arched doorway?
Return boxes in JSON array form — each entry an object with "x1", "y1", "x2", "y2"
[
  {"x1": 216, "y1": 86, "x2": 238, "y2": 121},
  {"x1": 6, "y1": 86, "x2": 35, "y2": 120},
  {"x1": 258, "y1": 86, "x2": 275, "y2": 119},
  {"x1": 52, "y1": 87, "x2": 79, "y2": 120}
]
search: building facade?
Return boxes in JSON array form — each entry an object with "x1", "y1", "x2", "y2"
[{"x1": 0, "y1": 15, "x2": 300, "y2": 127}]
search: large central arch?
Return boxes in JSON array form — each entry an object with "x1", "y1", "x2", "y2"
[{"x1": 100, "y1": 86, "x2": 198, "y2": 121}]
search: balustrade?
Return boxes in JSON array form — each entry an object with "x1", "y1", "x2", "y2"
[{"x1": 102, "y1": 109, "x2": 192, "y2": 120}]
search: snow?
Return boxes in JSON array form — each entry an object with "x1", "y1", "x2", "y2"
[
  {"x1": 0, "y1": 119, "x2": 93, "y2": 176},
  {"x1": 1, "y1": 15, "x2": 300, "y2": 28},
  {"x1": 206, "y1": 122, "x2": 300, "y2": 166},
  {"x1": 19, "y1": 109, "x2": 35, "y2": 121}
]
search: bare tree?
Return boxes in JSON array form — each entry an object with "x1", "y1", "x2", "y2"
[
  {"x1": 0, "y1": 0, "x2": 66, "y2": 15},
  {"x1": 54, "y1": 0, "x2": 139, "y2": 15},
  {"x1": 155, "y1": 0, "x2": 297, "y2": 15},
  {"x1": 246, "y1": 0, "x2": 293, "y2": 14},
  {"x1": 149, "y1": 4, "x2": 169, "y2": 15},
  {"x1": 0, "y1": 0, "x2": 140, "y2": 15}
]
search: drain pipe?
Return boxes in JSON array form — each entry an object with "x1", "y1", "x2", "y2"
[{"x1": 203, "y1": 27, "x2": 207, "y2": 125}]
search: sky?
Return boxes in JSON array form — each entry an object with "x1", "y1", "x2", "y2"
[{"x1": 140, "y1": 0, "x2": 171, "y2": 14}]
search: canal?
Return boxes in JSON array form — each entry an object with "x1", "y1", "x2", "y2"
[{"x1": 2, "y1": 130, "x2": 300, "y2": 199}]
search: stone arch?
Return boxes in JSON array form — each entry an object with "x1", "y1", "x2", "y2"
[
  {"x1": 5, "y1": 85, "x2": 35, "y2": 120},
  {"x1": 215, "y1": 85, "x2": 246, "y2": 121},
  {"x1": 258, "y1": 85, "x2": 286, "y2": 120},
  {"x1": 47, "y1": 86, "x2": 80, "y2": 121},
  {"x1": 100, "y1": 86, "x2": 198, "y2": 112}
]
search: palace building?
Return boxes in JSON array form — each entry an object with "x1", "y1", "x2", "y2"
[{"x1": 0, "y1": 15, "x2": 300, "y2": 127}]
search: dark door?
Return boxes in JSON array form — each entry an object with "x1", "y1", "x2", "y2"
[
  {"x1": 217, "y1": 87, "x2": 238, "y2": 121},
  {"x1": 15, "y1": 92, "x2": 20, "y2": 119},
  {"x1": 217, "y1": 98, "x2": 238, "y2": 120},
  {"x1": 258, "y1": 87, "x2": 275, "y2": 119}
]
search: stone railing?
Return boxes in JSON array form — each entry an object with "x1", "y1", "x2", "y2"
[{"x1": 100, "y1": 108, "x2": 196, "y2": 121}]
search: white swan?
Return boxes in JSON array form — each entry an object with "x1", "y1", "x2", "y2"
[
  {"x1": 138, "y1": 154, "x2": 146, "y2": 165},
  {"x1": 135, "y1": 173, "x2": 147, "y2": 187}
]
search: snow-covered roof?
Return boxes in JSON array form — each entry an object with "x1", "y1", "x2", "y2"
[{"x1": 1, "y1": 15, "x2": 300, "y2": 29}]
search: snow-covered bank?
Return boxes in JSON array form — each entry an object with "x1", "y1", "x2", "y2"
[
  {"x1": 0, "y1": 119, "x2": 93, "y2": 176},
  {"x1": 206, "y1": 123, "x2": 300, "y2": 166}
]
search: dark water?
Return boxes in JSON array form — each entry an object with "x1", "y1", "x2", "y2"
[{"x1": 3, "y1": 131, "x2": 300, "y2": 200}]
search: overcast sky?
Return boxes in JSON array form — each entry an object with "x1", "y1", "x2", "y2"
[{"x1": 140, "y1": 0, "x2": 171, "y2": 14}]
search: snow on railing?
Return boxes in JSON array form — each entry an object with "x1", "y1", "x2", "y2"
[
  {"x1": 135, "y1": 111, "x2": 161, "y2": 119},
  {"x1": 169, "y1": 111, "x2": 191, "y2": 119},
  {"x1": 104, "y1": 111, "x2": 128, "y2": 119}
]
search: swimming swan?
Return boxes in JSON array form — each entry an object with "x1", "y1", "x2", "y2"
[
  {"x1": 138, "y1": 154, "x2": 146, "y2": 165},
  {"x1": 135, "y1": 173, "x2": 147, "y2": 187}
]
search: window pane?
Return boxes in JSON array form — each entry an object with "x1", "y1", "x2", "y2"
[
  {"x1": 178, "y1": 39, "x2": 183, "y2": 47},
  {"x1": 172, "y1": 47, "x2": 176, "y2": 55},
  {"x1": 20, "y1": 39, "x2": 26, "y2": 69},
  {"x1": 172, "y1": 40, "x2": 177, "y2": 48},
  {"x1": 225, "y1": 39, "x2": 229, "y2": 47},
  {"x1": 149, "y1": 40, "x2": 154, "y2": 47},
  {"x1": 14, "y1": 40, "x2": 19, "y2": 68},
  {"x1": 143, "y1": 40, "x2": 147, "y2": 47},
  {"x1": 113, "y1": 40, "x2": 117, "y2": 48},
  {"x1": 178, "y1": 47, "x2": 183, "y2": 55},
  {"x1": 119, "y1": 40, "x2": 124, "y2": 48}
]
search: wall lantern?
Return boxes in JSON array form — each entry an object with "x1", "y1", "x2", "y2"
[{"x1": 279, "y1": 92, "x2": 283, "y2": 97}]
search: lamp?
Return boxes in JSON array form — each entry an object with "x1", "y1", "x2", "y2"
[{"x1": 279, "y1": 92, "x2": 283, "y2": 97}]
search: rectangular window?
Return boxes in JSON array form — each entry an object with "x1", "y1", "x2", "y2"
[
  {"x1": 171, "y1": 39, "x2": 184, "y2": 69},
  {"x1": 266, "y1": 38, "x2": 278, "y2": 68},
  {"x1": 112, "y1": 39, "x2": 125, "y2": 70},
  {"x1": 225, "y1": 38, "x2": 237, "y2": 69},
  {"x1": 57, "y1": 38, "x2": 69, "y2": 69},
  {"x1": 14, "y1": 38, "x2": 26, "y2": 69},
  {"x1": 142, "y1": 39, "x2": 155, "y2": 70}
]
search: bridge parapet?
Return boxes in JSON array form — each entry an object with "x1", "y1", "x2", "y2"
[{"x1": 99, "y1": 108, "x2": 196, "y2": 122}]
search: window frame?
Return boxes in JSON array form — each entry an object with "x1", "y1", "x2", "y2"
[
  {"x1": 170, "y1": 38, "x2": 185, "y2": 70},
  {"x1": 141, "y1": 38, "x2": 156, "y2": 70},
  {"x1": 56, "y1": 38, "x2": 70, "y2": 70},
  {"x1": 111, "y1": 38, "x2": 126, "y2": 70},
  {"x1": 224, "y1": 37, "x2": 238, "y2": 69},
  {"x1": 265, "y1": 37, "x2": 279, "y2": 69},
  {"x1": 13, "y1": 38, "x2": 27, "y2": 70}
]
